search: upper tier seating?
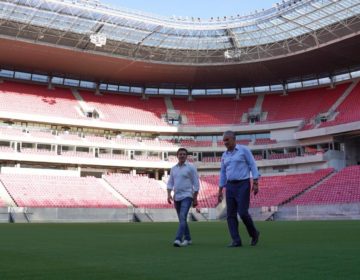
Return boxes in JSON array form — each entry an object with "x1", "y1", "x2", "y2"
[
  {"x1": 320, "y1": 82, "x2": 360, "y2": 127},
  {"x1": 172, "y1": 96, "x2": 257, "y2": 126},
  {"x1": 79, "y1": 91, "x2": 168, "y2": 126},
  {"x1": 180, "y1": 139, "x2": 213, "y2": 147},
  {"x1": 202, "y1": 157, "x2": 221, "y2": 163},
  {"x1": 0, "y1": 145, "x2": 14, "y2": 153},
  {"x1": 0, "y1": 126, "x2": 24, "y2": 137},
  {"x1": 288, "y1": 165, "x2": 360, "y2": 205},
  {"x1": 0, "y1": 81, "x2": 83, "y2": 119},
  {"x1": 268, "y1": 152, "x2": 297, "y2": 160},
  {"x1": 0, "y1": 174, "x2": 126, "y2": 208},
  {"x1": 141, "y1": 138, "x2": 177, "y2": 148},
  {"x1": 261, "y1": 84, "x2": 349, "y2": 125},
  {"x1": 254, "y1": 138, "x2": 277, "y2": 145},
  {"x1": 217, "y1": 139, "x2": 251, "y2": 147},
  {"x1": 1, "y1": 80, "x2": 357, "y2": 128}
]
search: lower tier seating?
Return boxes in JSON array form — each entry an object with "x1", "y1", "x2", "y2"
[
  {"x1": 0, "y1": 174, "x2": 127, "y2": 208},
  {"x1": 104, "y1": 173, "x2": 171, "y2": 208},
  {"x1": 288, "y1": 165, "x2": 360, "y2": 205}
]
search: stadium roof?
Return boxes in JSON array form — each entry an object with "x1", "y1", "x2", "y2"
[{"x1": 0, "y1": 0, "x2": 360, "y2": 87}]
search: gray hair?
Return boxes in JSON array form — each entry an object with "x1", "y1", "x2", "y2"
[{"x1": 223, "y1": 130, "x2": 236, "y2": 139}]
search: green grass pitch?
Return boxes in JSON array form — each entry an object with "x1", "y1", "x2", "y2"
[{"x1": 0, "y1": 221, "x2": 359, "y2": 280}]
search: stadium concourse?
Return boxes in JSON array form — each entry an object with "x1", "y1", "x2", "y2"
[{"x1": 0, "y1": 0, "x2": 360, "y2": 222}]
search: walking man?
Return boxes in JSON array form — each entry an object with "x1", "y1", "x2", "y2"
[
  {"x1": 218, "y1": 131, "x2": 260, "y2": 247},
  {"x1": 167, "y1": 148, "x2": 200, "y2": 247}
]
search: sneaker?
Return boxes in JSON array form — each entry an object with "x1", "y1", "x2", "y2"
[
  {"x1": 181, "y1": 240, "x2": 192, "y2": 246},
  {"x1": 227, "y1": 242, "x2": 242, "y2": 248},
  {"x1": 173, "y1": 240, "x2": 181, "y2": 247}
]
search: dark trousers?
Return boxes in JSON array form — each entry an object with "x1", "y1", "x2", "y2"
[{"x1": 226, "y1": 179, "x2": 257, "y2": 244}]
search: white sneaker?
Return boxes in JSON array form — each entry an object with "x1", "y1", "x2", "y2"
[
  {"x1": 181, "y1": 240, "x2": 192, "y2": 246},
  {"x1": 173, "y1": 240, "x2": 181, "y2": 247}
]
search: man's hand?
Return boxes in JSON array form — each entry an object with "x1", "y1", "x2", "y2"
[
  {"x1": 252, "y1": 181, "x2": 259, "y2": 196},
  {"x1": 167, "y1": 194, "x2": 173, "y2": 204},
  {"x1": 192, "y1": 192, "x2": 198, "y2": 207},
  {"x1": 192, "y1": 197, "x2": 198, "y2": 208},
  {"x1": 217, "y1": 188, "x2": 223, "y2": 204}
]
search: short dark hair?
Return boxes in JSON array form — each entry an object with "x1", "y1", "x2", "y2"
[{"x1": 177, "y1": 148, "x2": 188, "y2": 156}]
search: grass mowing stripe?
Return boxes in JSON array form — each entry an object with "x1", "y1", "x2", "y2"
[{"x1": 0, "y1": 221, "x2": 359, "y2": 280}]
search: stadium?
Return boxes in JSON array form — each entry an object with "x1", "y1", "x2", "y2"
[{"x1": 0, "y1": 0, "x2": 359, "y2": 279}]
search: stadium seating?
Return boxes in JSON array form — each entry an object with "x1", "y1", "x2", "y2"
[
  {"x1": 198, "y1": 175, "x2": 220, "y2": 208},
  {"x1": 0, "y1": 198, "x2": 6, "y2": 207},
  {"x1": 180, "y1": 139, "x2": 213, "y2": 147},
  {"x1": 28, "y1": 130, "x2": 56, "y2": 140},
  {"x1": 1, "y1": 79, "x2": 359, "y2": 214},
  {"x1": 268, "y1": 152, "x2": 297, "y2": 160},
  {"x1": 197, "y1": 169, "x2": 333, "y2": 208},
  {"x1": 250, "y1": 168, "x2": 334, "y2": 207},
  {"x1": 0, "y1": 81, "x2": 83, "y2": 119},
  {"x1": 0, "y1": 145, "x2": 14, "y2": 153},
  {"x1": 98, "y1": 153, "x2": 128, "y2": 160},
  {"x1": 167, "y1": 156, "x2": 178, "y2": 162},
  {"x1": 254, "y1": 154, "x2": 264, "y2": 160},
  {"x1": 0, "y1": 80, "x2": 356, "y2": 128},
  {"x1": 202, "y1": 157, "x2": 221, "y2": 163},
  {"x1": 141, "y1": 138, "x2": 177, "y2": 148},
  {"x1": 83, "y1": 134, "x2": 112, "y2": 144},
  {"x1": 171, "y1": 96, "x2": 257, "y2": 126},
  {"x1": 78, "y1": 91, "x2": 168, "y2": 126},
  {"x1": 261, "y1": 84, "x2": 349, "y2": 125},
  {"x1": 288, "y1": 166, "x2": 360, "y2": 205},
  {"x1": 0, "y1": 126, "x2": 24, "y2": 137},
  {"x1": 21, "y1": 148, "x2": 55, "y2": 156},
  {"x1": 254, "y1": 138, "x2": 277, "y2": 145},
  {"x1": 134, "y1": 155, "x2": 160, "y2": 161},
  {"x1": 320, "y1": 82, "x2": 360, "y2": 127},
  {"x1": 217, "y1": 139, "x2": 251, "y2": 147},
  {"x1": 0, "y1": 174, "x2": 127, "y2": 208},
  {"x1": 104, "y1": 173, "x2": 171, "y2": 208}
]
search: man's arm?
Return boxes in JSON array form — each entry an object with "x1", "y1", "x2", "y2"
[
  {"x1": 217, "y1": 187, "x2": 224, "y2": 204},
  {"x1": 167, "y1": 169, "x2": 174, "y2": 204},
  {"x1": 252, "y1": 179, "x2": 259, "y2": 196},
  {"x1": 218, "y1": 155, "x2": 226, "y2": 203},
  {"x1": 192, "y1": 191, "x2": 199, "y2": 207},
  {"x1": 167, "y1": 188, "x2": 173, "y2": 204},
  {"x1": 191, "y1": 165, "x2": 200, "y2": 207},
  {"x1": 244, "y1": 147, "x2": 260, "y2": 195},
  {"x1": 219, "y1": 156, "x2": 227, "y2": 187}
]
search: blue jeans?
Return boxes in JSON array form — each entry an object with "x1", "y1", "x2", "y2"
[
  {"x1": 226, "y1": 179, "x2": 257, "y2": 244},
  {"x1": 174, "y1": 197, "x2": 193, "y2": 241}
]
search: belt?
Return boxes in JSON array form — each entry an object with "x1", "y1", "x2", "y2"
[{"x1": 227, "y1": 179, "x2": 249, "y2": 184}]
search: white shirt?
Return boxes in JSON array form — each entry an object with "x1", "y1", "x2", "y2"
[{"x1": 167, "y1": 162, "x2": 200, "y2": 201}]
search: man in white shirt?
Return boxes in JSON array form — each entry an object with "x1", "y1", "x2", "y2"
[{"x1": 167, "y1": 148, "x2": 200, "y2": 247}]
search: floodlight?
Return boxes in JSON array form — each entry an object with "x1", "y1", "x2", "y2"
[
  {"x1": 90, "y1": 34, "x2": 107, "y2": 47},
  {"x1": 224, "y1": 49, "x2": 241, "y2": 59}
]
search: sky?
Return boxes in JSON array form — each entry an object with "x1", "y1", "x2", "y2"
[{"x1": 100, "y1": 0, "x2": 277, "y2": 19}]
